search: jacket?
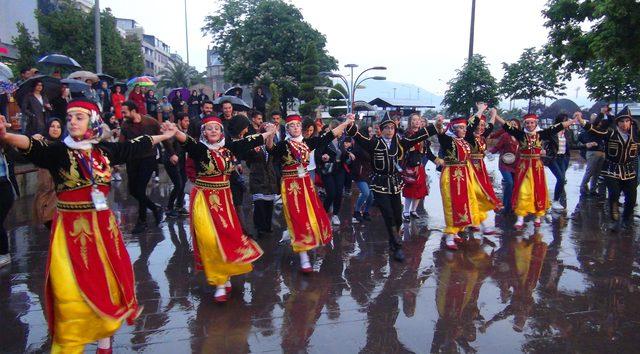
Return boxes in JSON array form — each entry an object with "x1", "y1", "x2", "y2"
[
  {"x1": 22, "y1": 93, "x2": 50, "y2": 136},
  {"x1": 246, "y1": 145, "x2": 278, "y2": 195},
  {"x1": 0, "y1": 144, "x2": 20, "y2": 197}
]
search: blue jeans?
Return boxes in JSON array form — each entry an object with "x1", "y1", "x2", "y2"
[
  {"x1": 501, "y1": 170, "x2": 515, "y2": 212},
  {"x1": 547, "y1": 155, "x2": 569, "y2": 203},
  {"x1": 354, "y1": 181, "x2": 373, "y2": 213}
]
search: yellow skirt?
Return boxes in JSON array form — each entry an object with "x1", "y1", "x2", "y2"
[
  {"x1": 469, "y1": 166, "x2": 495, "y2": 222},
  {"x1": 49, "y1": 216, "x2": 122, "y2": 354},
  {"x1": 440, "y1": 165, "x2": 482, "y2": 234},
  {"x1": 192, "y1": 190, "x2": 252, "y2": 286},
  {"x1": 514, "y1": 168, "x2": 548, "y2": 217}
]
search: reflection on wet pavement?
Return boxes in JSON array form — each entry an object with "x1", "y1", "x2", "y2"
[{"x1": 1, "y1": 158, "x2": 639, "y2": 353}]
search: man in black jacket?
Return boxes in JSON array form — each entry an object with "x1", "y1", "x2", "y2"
[{"x1": 579, "y1": 113, "x2": 607, "y2": 196}]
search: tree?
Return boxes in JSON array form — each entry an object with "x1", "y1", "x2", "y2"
[
  {"x1": 265, "y1": 83, "x2": 282, "y2": 119},
  {"x1": 543, "y1": 0, "x2": 640, "y2": 74},
  {"x1": 35, "y1": 2, "x2": 144, "y2": 79},
  {"x1": 499, "y1": 48, "x2": 566, "y2": 113},
  {"x1": 299, "y1": 44, "x2": 322, "y2": 115},
  {"x1": 327, "y1": 83, "x2": 348, "y2": 117},
  {"x1": 442, "y1": 54, "x2": 498, "y2": 116},
  {"x1": 11, "y1": 22, "x2": 40, "y2": 75},
  {"x1": 202, "y1": 0, "x2": 337, "y2": 106},
  {"x1": 157, "y1": 61, "x2": 205, "y2": 89},
  {"x1": 584, "y1": 59, "x2": 640, "y2": 114}
]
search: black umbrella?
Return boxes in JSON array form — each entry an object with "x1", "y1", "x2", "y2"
[
  {"x1": 60, "y1": 78, "x2": 90, "y2": 95},
  {"x1": 15, "y1": 75, "x2": 61, "y2": 105},
  {"x1": 213, "y1": 95, "x2": 251, "y2": 111},
  {"x1": 97, "y1": 73, "x2": 115, "y2": 85},
  {"x1": 38, "y1": 54, "x2": 81, "y2": 69},
  {"x1": 111, "y1": 82, "x2": 128, "y2": 94},
  {"x1": 224, "y1": 86, "x2": 243, "y2": 98}
]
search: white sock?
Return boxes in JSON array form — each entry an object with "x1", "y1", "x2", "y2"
[
  {"x1": 299, "y1": 251, "x2": 310, "y2": 265},
  {"x1": 411, "y1": 199, "x2": 419, "y2": 212},
  {"x1": 534, "y1": 217, "x2": 541, "y2": 223},
  {"x1": 403, "y1": 198, "x2": 412, "y2": 215},
  {"x1": 97, "y1": 338, "x2": 111, "y2": 349},
  {"x1": 516, "y1": 216, "x2": 524, "y2": 225},
  {"x1": 225, "y1": 280, "x2": 231, "y2": 288},
  {"x1": 215, "y1": 285, "x2": 226, "y2": 297},
  {"x1": 445, "y1": 234, "x2": 456, "y2": 245}
]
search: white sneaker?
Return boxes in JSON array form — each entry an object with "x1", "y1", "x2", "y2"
[
  {"x1": 154, "y1": 176, "x2": 160, "y2": 182},
  {"x1": 551, "y1": 201, "x2": 565, "y2": 211},
  {"x1": 279, "y1": 230, "x2": 291, "y2": 243},
  {"x1": 351, "y1": 217, "x2": 360, "y2": 224},
  {"x1": 331, "y1": 215, "x2": 341, "y2": 225},
  {"x1": 0, "y1": 254, "x2": 11, "y2": 268},
  {"x1": 112, "y1": 172, "x2": 122, "y2": 181}
]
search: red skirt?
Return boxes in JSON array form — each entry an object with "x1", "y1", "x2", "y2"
[{"x1": 402, "y1": 165, "x2": 429, "y2": 199}]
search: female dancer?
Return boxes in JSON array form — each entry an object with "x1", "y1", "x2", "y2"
[
  {"x1": 0, "y1": 98, "x2": 175, "y2": 354},
  {"x1": 173, "y1": 115, "x2": 275, "y2": 302},
  {"x1": 402, "y1": 113, "x2": 438, "y2": 221},
  {"x1": 269, "y1": 114, "x2": 353, "y2": 272},
  {"x1": 495, "y1": 113, "x2": 576, "y2": 229},
  {"x1": 436, "y1": 116, "x2": 482, "y2": 250},
  {"x1": 466, "y1": 104, "x2": 502, "y2": 234}
]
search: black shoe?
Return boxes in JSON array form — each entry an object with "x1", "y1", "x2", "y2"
[
  {"x1": 132, "y1": 222, "x2": 148, "y2": 234},
  {"x1": 153, "y1": 207, "x2": 166, "y2": 225},
  {"x1": 352, "y1": 212, "x2": 362, "y2": 224},
  {"x1": 410, "y1": 211, "x2": 420, "y2": 219},
  {"x1": 392, "y1": 249, "x2": 405, "y2": 262},
  {"x1": 175, "y1": 207, "x2": 190, "y2": 216},
  {"x1": 166, "y1": 209, "x2": 178, "y2": 218},
  {"x1": 362, "y1": 212, "x2": 372, "y2": 221},
  {"x1": 403, "y1": 214, "x2": 410, "y2": 222}
]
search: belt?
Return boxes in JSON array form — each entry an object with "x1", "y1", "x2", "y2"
[
  {"x1": 57, "y1": 200, "x2": 96, "y2": 211},
  {"x1": 195, "y1": 179, "x2": 230, "y2": 189},
  {"x1": 282, "y1": 169, "x2": 308, "y2": 178},
  {"x1": 520, "y1": 154, "x2": 540, "y2": 158},
  {"x1": 470, "y1": 154, "x2": 484, "y2": 159},
  {"x1": 444, "y1": 162, "x2": 466, "y2": 166}
]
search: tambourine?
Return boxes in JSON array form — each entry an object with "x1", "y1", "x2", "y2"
[{"x1": 500, "y1": 152, "x2": 516, "y2": 165}]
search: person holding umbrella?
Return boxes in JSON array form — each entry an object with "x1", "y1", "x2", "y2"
[
  {"x1": 0, "y1": 98, "x2": 177, "y2": 354},
  {"x1": 22, "y1": 78, "x2": 52, "y2": 136}
]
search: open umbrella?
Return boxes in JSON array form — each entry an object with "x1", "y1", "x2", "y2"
[
  {"x1": 14, "y1": 75, "x2": 61, "y2": 104},
  {"x1": 0, "y1": 62, "x2": 13, "y2": 81},
  {"x1": 97, "y1": 73, "x2": 115, "y2": 85},
  {"x1": 60, "y1": 78, "x2": 90, "y2": 95},
  {"x1": 213, "y1": 95, "x2": 251, "y2": 111},
  {"x1": 168, "y1": 87, "x2": 189, "y2": 102},
  {"x1": 112, "y1": 82, "x2": 128, "y2": 94},
  {"x1": 68, "y1": 70, "x2": 99, "y2": 84},
  {"x1": 127, "y1": 76, "x2": 155, "y2": 87},
  {"x1": 0, "y1": 82, "x2": 17, "y2": 95},
  {"x1": 224, "y1": 86, "x2": 243, "y2": 98},
  {"x1": 38, "y1": 54, "x2": 81, "y2": 69}
]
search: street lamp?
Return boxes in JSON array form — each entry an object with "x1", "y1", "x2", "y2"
[
  {"x1": 319, "y1": 65, "x2": 386, "y2": 113},
  {"x1": 353, "y1": 76, "x2": 386, "y2": 104}
]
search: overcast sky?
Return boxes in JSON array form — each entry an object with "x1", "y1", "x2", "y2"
[{"x1": 100, "y1": 0, "x2": 589, "y2": 105}]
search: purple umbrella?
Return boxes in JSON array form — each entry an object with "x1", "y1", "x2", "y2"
[{"x1": 167, "y1": 87, "x2": 189, "y2": 102}]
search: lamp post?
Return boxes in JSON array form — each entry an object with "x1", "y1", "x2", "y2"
[{"x1": 319, "y1": 65, "x2": 386, "y2": 113}]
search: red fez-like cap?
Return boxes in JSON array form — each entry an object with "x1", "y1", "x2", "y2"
[
  {"x1": 202, "y1": 115, "x2": 223, "y2": 127},
  {"x1": 450, "y1": 117, "x2": 468, "y2": 126},
  {"x1": 523, "y1": 113, "x2": 538, "y2": 121},
  {"x1": 67, "y1": 99, "x2": 100, "y2": 115},
  {"x1": 285, "y1": 114, "x2": 302, "y2": 125}
]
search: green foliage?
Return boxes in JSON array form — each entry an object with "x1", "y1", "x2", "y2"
[
  {"x1": 499, "y1": 48, "x2": 566, "y2": 113},
  {"x1": 265, "y1": 83, "x2": 282, "y2": 119},
  {"x1": 327, "y1": 83, "x2": 347, "y2": 117},
  {"x1": 543, "y1": 0, "x2": 640, "y2": 74},
  {"x1": 11, "y1": 22, "x2": 40, "y2": 76},
  {"x1": 34, "y1": 2, "x2": 144, "y2": 79},
  {"x1": 442, "y1": 54, "x2": 498, "y2": 116},
  {"x1": 202, "y1": 0, "x2": 337, "y2": 104},
  {"x1": 584, "y1": 59, "x2": 640, "y2": 106},
  {"x1": 157, "y1": 61, "x2": 205, "y2": 89},
  {"x1": 299, "y1": 44, "x2": 321, "y2": 116}
]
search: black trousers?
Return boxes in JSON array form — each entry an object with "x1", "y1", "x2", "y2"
[
  {"x1": 373, "y1": 191, "x2": 403, "y2": 251},
  {"x1": 321, "y1": 168, "x2": 345, "y2": 215},
  {"x1": 0, "y1": 181, "x2": 14, "y2": 255},
  {"x1": 164, "y1": 160, "x2": 185, "y2": 209},
  {"x1": 127, "y1": 157, "x2": 159, "y2": 222},
  {"x1": 253, "y1": 200, "x2": 274, "y2": 233},
  {"x1": 606, "y1": 176, "x2": 638, "y2": 220}
]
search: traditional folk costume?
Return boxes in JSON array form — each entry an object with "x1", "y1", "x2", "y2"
[
  {"x1": 583, "y1": 107, "x2": 638, "y2": 224},
  {"x1": 466, "y1": 114, "x2": 502, "y2": 234},
  {"x1": 182, "y1": 116, "x2": 264, "y2": 301},
  {"x1": 20, "y1": 100, "x2": 147, "y2": 353},
  {"x1": 503, "y1": 114, "x2": 565, "y2": 229},
  {"x1": 268, "y1": 115, "x2": 334, "y2": 272},
  {"x1": 401, "y1": 128, "x2": 437, "y2": 220},
  {"x1": 437, "y1": 118, "x2": 485, "y2": 249},
  {"x1": 347, "y1": 116, "x2": 436, "y2": 261}
]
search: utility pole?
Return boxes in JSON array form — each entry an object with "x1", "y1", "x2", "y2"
[
  {"x1": 94, "y1": 0, "x2": 102, "y2": 72},
  {"x1": 184, "y1": 0, "x2": 190, "y2": 65},
  {"x1": 468, "y1": 0, "x2": 476, "y2": 62}
]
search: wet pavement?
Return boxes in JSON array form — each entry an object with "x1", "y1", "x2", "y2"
[{"x1": 1, "y1": 155, "x2": 639, "y2": 353}]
